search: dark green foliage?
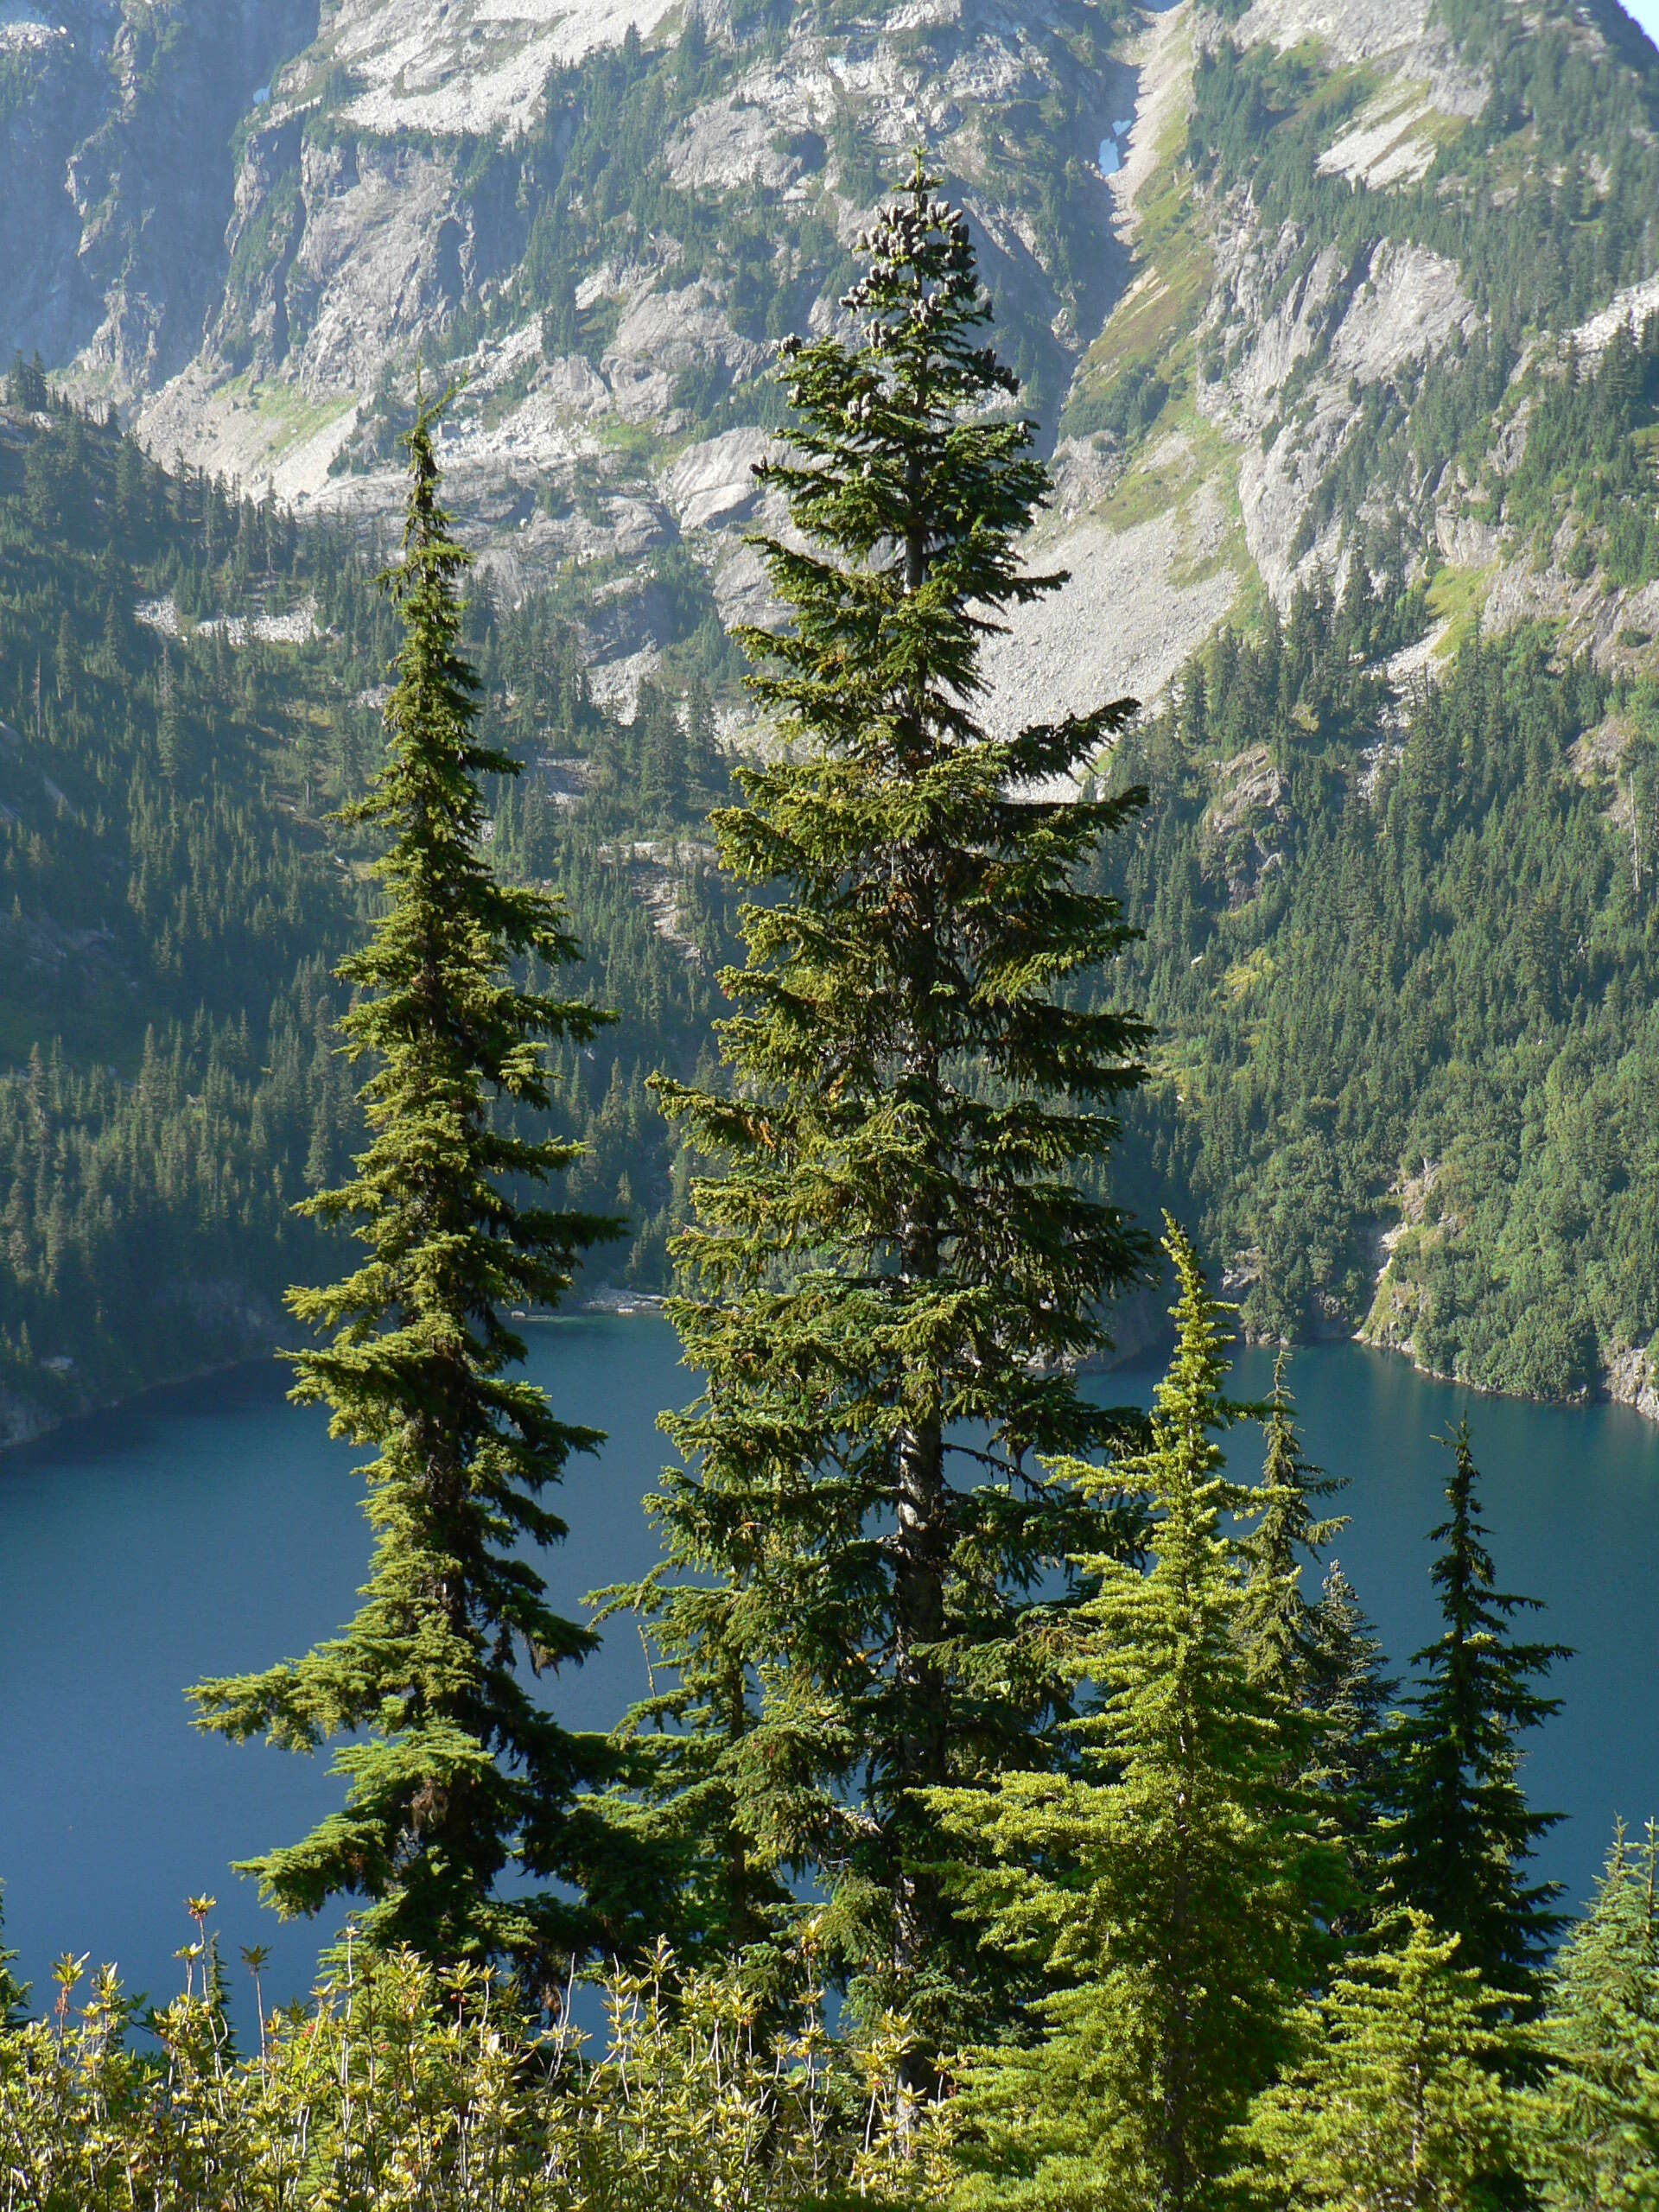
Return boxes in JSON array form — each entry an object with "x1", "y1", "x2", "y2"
[
  {"x1": 0, "y1": 385, "x2": 737, "y2": 1422},
  {"x1": 1310, "y1": 1560, "x2": 1398, "y2": 1932},
  {"x1": 5, "y1": 354, "x2": 48, "y2": 412},
  {"x1": 1191, "y1": 2, "x2": 1659, "y2": 449},
  {"x1": 190, "y1": 406, "x2": 627, "y2": 1978},
  {"x1": 1099, "y1": 594, "x2": 1659, "y2": 1402},
  {"x1": 1383, "y1": 1419, "x2": 1570, "y2": 2009},
  {"x1": 0, "y1": 389, "x2": 364, "y2": 1411},
  {"x1": 938, "y1": 1228, "x2": 1342, "y2": 2212},
  {"x1": 1504, "y1": 317, "x2": 1659, "y2": 589},
  {"x1": 619, "y1": 162, "x2": 1150, "y2": 2053},
  {"x1": 1239, "y1": 1353, "x2": 1345, "y2": 1703}
]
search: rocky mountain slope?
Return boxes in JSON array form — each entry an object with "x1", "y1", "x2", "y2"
[
  {"x1": 7, "y1": 0, "x2": 1655, "y2": 715},
  {"x1": 7, "y1": 0, "x2": 1656, "y2": 718},
  {"x1": 9, "y1": 0, "x2": 1659, "y2": 1415}
]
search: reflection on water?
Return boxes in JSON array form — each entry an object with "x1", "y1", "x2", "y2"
[{"x1": 0, "y1": 1315, "x2": 1654, "y2": 2010}]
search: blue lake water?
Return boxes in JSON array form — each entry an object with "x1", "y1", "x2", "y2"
[{"x1": 1, "y1": 1315, "x2": 1656, "y2": 2014}]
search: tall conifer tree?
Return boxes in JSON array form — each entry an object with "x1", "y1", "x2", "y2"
[
  {"x1": 1383, "y1": 1418, "x2": 1569, "y2": 2009},
  {"x1": 938, "y1": 1228, "x2": 1342, "y2": 2212},
  {"x1": 192, "y1": 401, "x2": 621, "y2": 1979},
  {"x1": 618, "y1": 158, "x2": 1149, "y2": 2044}
]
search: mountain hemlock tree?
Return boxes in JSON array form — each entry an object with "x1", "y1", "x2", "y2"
[
  {"x1": 618, "y1": 157, "x2": 1149, "y2": 2049},
  {"x1": 938, "y1": 1227, "x2": 1343, "y2": 2212},
  {"x1": 1232, "y1": 1912, "x2": 1522, "y2": 2212},
  {"x1": 1239, "y1": 1351, "x2": 1345, "y2": 1702},
  {"x1": 1384, "y1": 1417, "x2": 1570, "y2": 2011},
  {"x1": 1530, "y1": 1821, "x2": 1659, "y2": 2206},
  {"x1": 1311, "y1": 1559, "x2": 1398, "y2": 1934},
  {"x1": 192, "y1": 400, "x2": 622, "y2": 1980}
]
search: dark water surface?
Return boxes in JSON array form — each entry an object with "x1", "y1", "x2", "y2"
[{"x1": 1, "y1": 1316, "x2": 1655, "y2": 2012}]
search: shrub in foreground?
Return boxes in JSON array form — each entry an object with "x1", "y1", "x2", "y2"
[{"x1": 0, "y1": 1922, "x2": 951, "y2": 2209}]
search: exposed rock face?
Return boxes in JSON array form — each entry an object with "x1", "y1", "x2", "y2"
[
  {"x1": 7, "y1": 0, "x2": 1657, "y2": 716},
  {"x1": 0, "y1": 1382, "x2": 59, "y2": 1452},
  {"x1": 979, "y1": 475, "x2": 1239, "y2": 743},
  {"x1": 326, "y1": 0, "x2": 676, "y2": 138},
  {"x1": 1233, "y1": 0, "x2": 1488, "y2": 117},
  {"x1": 1605, "y1": 1345, "x2": 1659, "y2": 1426},
  {"x1": 1236, "y1": 0, "x2": 1427, "y2": 60},
  {"x1": 1202, "y1": 230, "x2": 1480, "y2": 603},
  {"x1": 7, "y1": 0, "x2": 1128, "y2": 707},
  {"x1": 1202, "y1": 743, "x2": 1289, "y2": 906},
  {"x1": 2, "y1": 0, "x2": 321, "y2": 384},
  {"x1": 1573, "y1": 274, "x2": 1659, "y2": 359}
]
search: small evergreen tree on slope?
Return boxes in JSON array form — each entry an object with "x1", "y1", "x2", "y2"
[
  {"x1": 1529, "y1": 1821, "x2": 1659, "y2": 2207},
  {"x1": 1312, "y1": 1558, "x2": 1399, "y2": 1935},
  {"x1": 613, "y1": 158, "x2": 1149, "y2": 2048},
  {"x1": 192, "y1": 402, "x2": 625, "y2": 1980},
  {"x1": 1232, "y1": 1912, "x2": 1522, "y2": 2212},
  {"x1": 1383, "y1": 1418, "x2": 1569, "y2": 2011},
  {"x1": 937, "y1": 1226, "x2": 1344, "y2": 2212},
  {"x1": 1239, "y1": 1351, "x2": 1346, "y2": 1703}
]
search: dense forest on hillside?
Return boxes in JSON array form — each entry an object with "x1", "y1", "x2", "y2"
[
  {"x1": 1092, "y1": 575, "x2": 1659, "y2": 1404},
  {"x1": 1043, "y1": 0, "x2": 1659, "y2": 1406},
  {"x1": 10, "y1": 90, "x2": 1659, "y2": 2196},
  {"x1": 0, "y1": 372, "x2": 733, "y2": 1433},
  {"x1": 7, "y1": 175, "x2": 1642, "y2": 2212},
  {"x1": 9, "y1": 350, "x2": 1659, "y2": 1422}
]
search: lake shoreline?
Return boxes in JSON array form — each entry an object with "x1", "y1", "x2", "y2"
[
  {"x1": 0, "y1": 1312, "x2": 1650, "y2": 2014},
  {"x1": 0, "y1": 1292, "x2": 671, "y2": 1460},
  {"x1": 7, "y1": 1294, "x2": 1657, "y2": 1460}
]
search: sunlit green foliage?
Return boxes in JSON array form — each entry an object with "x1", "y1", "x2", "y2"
[
  {"x1": 1231, "y1": 1913, "x2": 1524, "y2": 2212},
  {"x1": 0, "y1": 1924, "x2": 953, "y2": 2210},
  {"x1": 1097, "y1": 591, "x2": 1659, "y2": 1402},
  {"x1": 1529, "y1": 1822, "x2": 1659, "y2": 2205},
  {"x1": 937, "y1": 1230, "x2": 1343, "y2": 2212}
]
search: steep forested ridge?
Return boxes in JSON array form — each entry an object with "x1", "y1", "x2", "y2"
[
  {"x1": 0, "y1": 378, "x2": 733, "y2": 1439},
  {"x1": 3, "y1": 142, "x2": 1656, "y2": 2212},
  {"x1": 1093, "y1": 588, "x2": 1659, "y2": 1405},
  {"x1": 1063, "y1": 0, "x2": 1659, "y2": 1406}
]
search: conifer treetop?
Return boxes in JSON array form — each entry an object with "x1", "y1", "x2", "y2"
[
  {"x1": 1234, "y1": 1910, "x2": 1523, "y2": 2209},
  {"x1": 1384, "y1": 1416, "x2": 1572, "y2": 2006},
  {"x1": 1240, "y1": 1351, "x2": 1348, "y2": 1700},
  {"x1": 741, "y1": 151, "x2": 1133, "y2": 785}
]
